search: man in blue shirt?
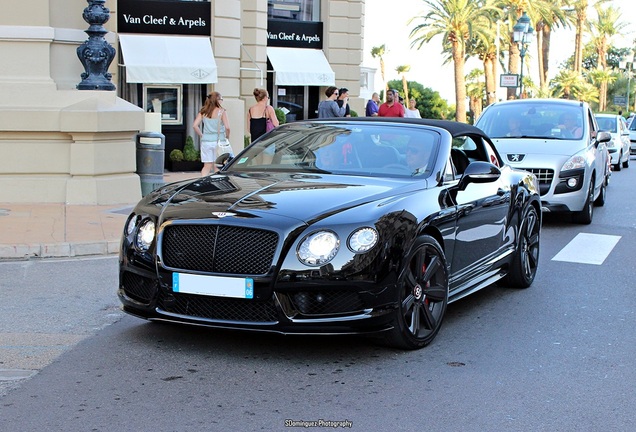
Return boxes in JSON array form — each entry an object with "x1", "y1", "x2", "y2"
[{"x1": 365, "y1": 92, "x2": 379, "y2": 116}]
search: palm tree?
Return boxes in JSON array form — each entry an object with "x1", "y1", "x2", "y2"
[
  {"x1": 569, "y1": 0, "x2": 610, "y2": 73},
  {"x1": 409, "y1": 0, "x2": 498, "y2": 122},
  {"x1": 588, "y1": 4, "x2": 626, "y2": 111},
  {"x1": 587, "y1": 69, "x2": 616, "y2": 111},
  {"x1": 371, "y1": 45, "x2": 388, "y2": 97},
  {"x1": 466, "y1": 19, "x2": 504, "y2": 106},
  {"x1": 529, "y1": 1, "x2": 569, "y2": 91},
  {"x1": 550, "y1": 69, "x2": 586, "y2": 99},
  {"x1": 466, "y1": 69, "x2": 485, "y2": 121},
  {"x1": 395, "y1": 65, "x2": 411, "y2": 103},
  {"x1": 495, "y1": 0, "x2": 557, "y2": 99}
]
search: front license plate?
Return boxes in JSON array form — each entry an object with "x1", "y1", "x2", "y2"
[{"x1": 173, "y1": 273, "x2": 254, "y2": 299}]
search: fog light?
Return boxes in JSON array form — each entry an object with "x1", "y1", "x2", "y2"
[{"x1": 567, "y1": 178, "x2": 578, "y2": 188}]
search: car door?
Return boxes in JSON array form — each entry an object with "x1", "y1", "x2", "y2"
[
  {"x1": 587, "y1": 109, "x2": 608, "y2": 189},
  {"x1": 449, "y1": 134, "x2": 511, "y2": 290}
]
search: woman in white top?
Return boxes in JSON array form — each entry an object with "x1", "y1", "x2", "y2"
[
  {"x1": 404, "y1": 98, "x2": 422, "y2": 118},
  {"x1": 193, "y1": 92, "x2": 231, "y2": 176}
]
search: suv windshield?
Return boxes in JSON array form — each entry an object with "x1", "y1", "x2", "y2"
[{"x1": 477, "y1": 102, "x2": 584, "y2": 140}]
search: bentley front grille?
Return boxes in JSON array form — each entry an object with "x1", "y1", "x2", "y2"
[
  {"x1": 161, "y1": 225, "x2": 279, "y2": 275},
  {"x1": 157, "y1": 291, "x2": 279, "y2": 323}
]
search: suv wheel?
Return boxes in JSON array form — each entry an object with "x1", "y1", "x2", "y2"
[{"x1": 573, "y1": 179, "x2": 594, "y2": 224}]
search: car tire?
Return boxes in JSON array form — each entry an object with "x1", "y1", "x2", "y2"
[
  {"x1": 594, "y1": 178, "x2": 606, "y2": 206},
  {"x1": 503, "y1": 206, "x2": 540, "y2": 288},
  {"x1": 623, "y1": 156, "x2": 630, "y2": 168},
  {"x1": 385, "y1": 235, "x2": 449, "y2": 350},
  {"x1": 614, "y1": 154, "x2": 622, "y2": 171},
  {"x1": 572, "y1": 179, "x2": 594, "y2": 224}
]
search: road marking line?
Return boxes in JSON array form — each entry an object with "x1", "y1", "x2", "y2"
[{"x1": 552, "y1": 233, "x2": 621, "y2": 265}]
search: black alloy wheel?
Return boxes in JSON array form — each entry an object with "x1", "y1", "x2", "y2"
[
  {"x1": 386, "y1": 235, "x2": 449, "y2": 350},
  {"x1": 504, "y1": 206, "x2": 540, "y2": 288}
]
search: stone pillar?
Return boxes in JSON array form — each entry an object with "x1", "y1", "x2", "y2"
[
  {"x1": 212, "y1": 0, "x2": 245, "y2": 154},
  {"x1": 0, "y1": 0, "x2": 145, "y2": 204}
]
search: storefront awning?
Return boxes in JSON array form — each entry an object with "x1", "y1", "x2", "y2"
[
  {"x1": 119, "y1": 34, "x2": 218, "y2": 84},
  {"x1": 267, "y1": 47, "x2": 335, "y2": 86}
]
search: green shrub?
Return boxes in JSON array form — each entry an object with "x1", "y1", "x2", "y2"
[
  {"x1": 169, "y1": 149, "x2": 184, "y2": 162},
  {"x1": 244, "y1": 135, "x2": 251, "y2": 148},
  {"x1": 183, "y1": 136, "x2": 199, "y2": 161},
  {"x1": 350, "y1": 109, "x2": 358, "y2": 117}
]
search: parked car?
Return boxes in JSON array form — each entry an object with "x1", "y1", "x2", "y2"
[
  {"x1": 476, "y1": 99, "x2": 611, "y2": 224},
  {"x1": 628, "y1": 115, "x2": 636, "y2": 156},
  {"x1": 595, "y1": 113, "x2": 630, "y2": 171}
]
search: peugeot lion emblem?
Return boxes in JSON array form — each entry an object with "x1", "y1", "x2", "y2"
[{"x1": 507, "y1": 154, "x2": 525, "y2": 162}]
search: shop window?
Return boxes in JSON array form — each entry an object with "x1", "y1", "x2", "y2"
[
  {"x1": 268, "y1": 0, "x2": 320, "y2": 21},
  {"x1": 144, "y1": 85, "x2": 183, "y2": 125}
]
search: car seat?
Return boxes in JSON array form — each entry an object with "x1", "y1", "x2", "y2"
[{"x1": 451, "y1": 148, "x2": 470, "y2": 175}]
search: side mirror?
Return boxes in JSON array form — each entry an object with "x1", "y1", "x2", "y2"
[
  {"x1": 215, "y1": 152, "x2": 234, "y2": 169},
  {"x1": 597, "y1": 131, "x2": 611, "y2": 143},
  {"x1": 458, "y1": 161, "x2": 501, "y2": 191}
]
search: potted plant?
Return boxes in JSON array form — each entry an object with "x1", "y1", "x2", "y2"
[{"x1": 169, "y1": 136, "x2": 203, "y2": 172}]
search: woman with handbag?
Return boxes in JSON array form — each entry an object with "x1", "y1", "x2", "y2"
[
  {"x1": 193, "y1": 91, "x2": 231, "y2": 176},
  {"x1": 247, "y1": 88, "x2": 279, "y2": 143}
]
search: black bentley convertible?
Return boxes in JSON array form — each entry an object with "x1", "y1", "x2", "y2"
[{"x1": 119, "y1": 118, "x2": 541, "y2": 349}]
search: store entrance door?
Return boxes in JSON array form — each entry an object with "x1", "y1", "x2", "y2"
[{"x1": 268, "y1": 83, "x2": 320, "y2": 122}]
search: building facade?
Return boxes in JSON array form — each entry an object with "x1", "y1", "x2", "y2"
[{"x1": 0, "y1": 0, "x2": 367, "y2": 204}]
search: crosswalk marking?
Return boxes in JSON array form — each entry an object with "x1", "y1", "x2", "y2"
[{"x1": 551, "y1": 233, "x2": 621, "y2": 265}]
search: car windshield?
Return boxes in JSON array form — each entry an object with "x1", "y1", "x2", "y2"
[
  {"x1": 225, "y1": 122, "x2": 440, "y2": 178},
  {"x1": 629, "y1": 117, "x2": 636, "y2": 131},
  {"x1": 477, "y1": 102, "x2": 584, "y2": 140},
  {"x1": 595, "y1": 116, "x2": 617, "y2": 133}
]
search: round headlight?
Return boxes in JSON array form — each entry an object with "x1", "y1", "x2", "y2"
[
  {"x1": 297, "y1": 231, "x2": 339, "y2": 266},
  {"x1": 136, "y1": 219, "x2": 156, "y2": 251},
  {"x1": 348, "y1": 227, "x2": 378, "y2": 253},
  {"x1": 126, "y1": 214, "x2": 139, "y2": 236},
  {"x1": 567, "y1": 178, "x2": 578, "y2": 188}
]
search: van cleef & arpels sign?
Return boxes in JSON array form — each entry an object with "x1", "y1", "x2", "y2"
[{"x1": 117, "y1": 0, "x2": 211, "y2": 36}]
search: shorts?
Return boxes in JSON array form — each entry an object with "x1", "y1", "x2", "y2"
[{"x1": 200, "y1": 140, "x2": 217, "y2": 163}]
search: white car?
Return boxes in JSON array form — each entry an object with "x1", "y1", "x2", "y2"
[
  {"x1": 476, "y1": 99, "x2": 611, "y2": 224},
  {"x1": 595, "y1": 113, "x2": 630, "y2": 171},
  {"x1": 628, "y1": 117, "x2": 636, "y2": 156}
]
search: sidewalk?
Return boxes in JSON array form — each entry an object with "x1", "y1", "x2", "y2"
[{"x1": 0, "y1": 171, "x2": 199, "y2": 260}]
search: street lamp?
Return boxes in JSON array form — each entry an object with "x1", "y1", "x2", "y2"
[
  {"x1": 619, "y1": 51, "x2": 634, "y2": 112},
  {"x1": 513, "y1": 12, "x2": 534, "y2": 98}
]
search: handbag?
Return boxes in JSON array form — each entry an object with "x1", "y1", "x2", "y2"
[
  {"x1": 265, "y1": 107, "x2": 275, "y2": 132},
  {"x1": 216, "y1": 109, "x2": 234, "y2": 156},
  {"x1": 218, "y1": 138, "x2": 233, "y2": 156}
]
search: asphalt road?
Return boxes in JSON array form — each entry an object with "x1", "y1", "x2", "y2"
[{"x1": 1, "y1": 160, "x2": 635, "y2": 431}]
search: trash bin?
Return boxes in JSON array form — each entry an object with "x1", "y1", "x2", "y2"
[{"x1": 135, "y1": 131, "x2": 165, "y2": 197}]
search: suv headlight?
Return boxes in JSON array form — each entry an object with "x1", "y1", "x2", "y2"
[{"x1": 561, "y1": 155, "x2": 586, "y2": 171}]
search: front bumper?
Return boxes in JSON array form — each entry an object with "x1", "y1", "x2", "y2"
[{"x1": 118, "y1": 266, "x2": 398, "y2": 335}]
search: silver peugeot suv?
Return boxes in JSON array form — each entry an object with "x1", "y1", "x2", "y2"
[{"x1": 476, "y1": 99, "x2": 611, "y2": 224}]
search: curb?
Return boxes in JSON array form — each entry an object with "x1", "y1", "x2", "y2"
[{"x1": 0, "y1": 240, "x2": 120, "y2": 260}]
